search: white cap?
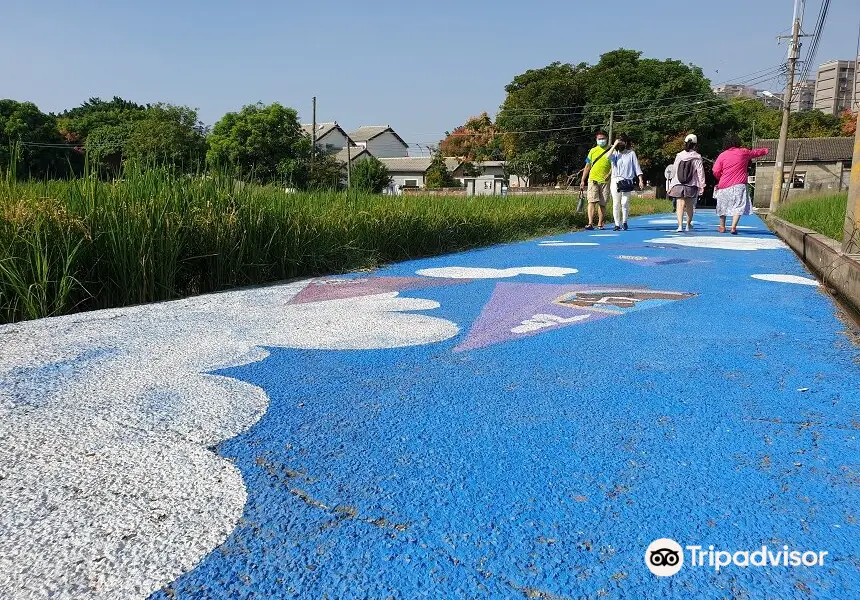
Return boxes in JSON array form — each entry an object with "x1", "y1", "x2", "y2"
[{"x1": 684, "y1": 133, "x2": 698, "y2": 144}]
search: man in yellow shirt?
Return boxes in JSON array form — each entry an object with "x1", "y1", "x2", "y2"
[{"x1": 579, "y1": 130, "x2": 612, "y2": 230}]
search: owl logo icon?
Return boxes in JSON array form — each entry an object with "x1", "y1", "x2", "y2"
[{"x1": 645, "y1": 538, "x2": 684, "y2": 576}]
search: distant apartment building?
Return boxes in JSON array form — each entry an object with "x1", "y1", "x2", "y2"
[
  {"x1": 713, "y1": 84, "x2": 757, "y2": 99},
  {"x1": 813, "y1": 59, "x2": 860, "y2": 115},
  {"x1": 713, "y1": 84, "x2": 780, "y2": 109},
  {"x1": 786, "y1": 79, "x2": 816, "y2": 112}
]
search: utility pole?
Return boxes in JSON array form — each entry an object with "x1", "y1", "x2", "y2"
[
  {"x1": 608, "y1": 110, "x2": 614, "y2": 142},
  {"x1": 346, "y1": 143, "x2": 352, "y2": 189},
  {"x1": 843, "y1": 110, "x2": 860, "y2": 253},
  {"x1": 311, "y1": 96, "x2": 317, "y2": 177},
  {"x1": 770, "y1": 0, "x2": 802, "y2": 211}
]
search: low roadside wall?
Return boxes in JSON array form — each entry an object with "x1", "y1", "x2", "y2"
[{"x1": 766, "y1": 214, "x2": 860, "y2": 315}]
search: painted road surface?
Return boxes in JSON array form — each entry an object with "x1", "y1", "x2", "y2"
[{"x1": 0, "y1": 211, "x2": 857, "y2": 599}]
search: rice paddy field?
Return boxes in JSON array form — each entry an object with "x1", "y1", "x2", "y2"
[
  {"x1": 0, "y1": 168, "x2": 671, "y2": 324},
  {"x1": 773, "y1": 192, "x2": 848, "y2": 242}
]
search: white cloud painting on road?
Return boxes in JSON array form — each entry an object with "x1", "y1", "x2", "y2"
[{"x1": 0, "y1": 281, "x2": 458, "y2": 600}]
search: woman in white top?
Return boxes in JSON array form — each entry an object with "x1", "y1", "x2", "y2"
[
  {"x1": 667, "y1": 133, "x2": 706, "y2": 232},
  {"x1": 609, "y1": 133, "x2": 645, "y2": 231}
]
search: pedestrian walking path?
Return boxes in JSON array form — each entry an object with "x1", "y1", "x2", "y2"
[{"x1": 0, "y1": 211, "x2": 857, "y2": 599}]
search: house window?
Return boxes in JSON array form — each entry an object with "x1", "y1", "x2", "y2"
[
  {"x1": 404, "y1": 179, "x2": 418, "y2": 188},
  {"x1": 783, "y1": 171, "x2": 806, "y2": 189}
]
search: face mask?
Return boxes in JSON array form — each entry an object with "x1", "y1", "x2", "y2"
[
  {"x1": 597, "y1": 139, "x2": 607, "y2": 148},
  {"x1": 616, "y1": 143, "x2": 627, "y2": 151}
]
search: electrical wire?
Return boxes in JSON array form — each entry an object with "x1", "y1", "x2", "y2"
[
  {"x1": 423, "y1": 97, "x2": 760, "y2": 139},
  {"x1": 794, "y1": 0, "x2": 830, "y2": 96}
]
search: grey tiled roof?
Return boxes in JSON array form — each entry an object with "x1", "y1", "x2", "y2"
[
  {"x1": 349, "y1": 126, "x2": 409, "y2": 148},
  {"x1": 378, "y1": 157, "x2": 460, "y2": 173},
  {"x1": 754, "y1": 137, "x2": 854, "y2": 163},
  {"x1": 334, "y1": 146, "x2": 369, "y2": 163},
  {"x1": 301, "y1": 122, "x2": 342, "y2": 141},
  {"x1": 349, "y1": 126, "x2": 390, "y2": 142}
]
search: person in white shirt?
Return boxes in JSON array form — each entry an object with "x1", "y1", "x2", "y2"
[
  {"x1": 667, "y1": 133, "x2": 705, "y2": 232},
  {"x1": 609, "y1": 133, "x2": 645, "y2": 231}
]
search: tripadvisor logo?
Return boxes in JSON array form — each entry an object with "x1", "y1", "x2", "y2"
[
  {"x1": 645, "y1": 538, "x2": 828, "y2": 576},
  {"x1": 645, "y1": 538, "x2": 684, "y2": 576}
]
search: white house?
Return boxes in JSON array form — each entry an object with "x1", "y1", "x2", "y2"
[
  {"x1": 349, "y1": 126, "x2": 410, "y2": 158},
  {"x1": 451, "y1": 161, "x2": 507, "y2": 196},
  {"x1": 378, "y1": 157, "x2": 460, "y2": 195},
  {"x1": 301, "y1": 122, "x2": 353, "y2": 152}
]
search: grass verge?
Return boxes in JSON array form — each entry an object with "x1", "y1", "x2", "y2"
[{"x1": 773, "y1": 192, "x2": 847, "y2": 242}]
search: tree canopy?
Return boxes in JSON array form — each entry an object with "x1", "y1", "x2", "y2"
[
  {"x1": 486, "y1": 48, "x2": 854, "y2": 184},
  {"x1": 424, "y1": 152, "x2": 457, "y2": 189},
  {"x1": 123, "y1": 104, "x2": 208, "y2": 168},
  {"x1": 351, "y1": 156, "x2": 391, "y2": 193},
  {"x1": 56, "y1": 97, "x2": 206, "y2": 173},
  {"x1": 0, "y1": 100, "x2": 67, "y2": 178},
  {"x1": 496, "y1": 61, "x2": 589, "y2": 182},
  {"x1": 207, "y1": 102, "x2": 307, "y2": 184},
  {"x1": 440, "y1": 112, "x2": 503, "y2": 161}
]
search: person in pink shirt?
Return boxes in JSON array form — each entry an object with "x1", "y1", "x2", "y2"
[{"x1": 712, "y1": 134, "x2": 768, "y2": 234}]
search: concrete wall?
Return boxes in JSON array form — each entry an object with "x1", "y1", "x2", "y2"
[
  {"x1": 463, "y1": 176, "x2": 505, "y2": 196},
  {"x1": 767, "y1": 215, "x2": 860, "y2": 316},
  {"x1": 365, "y1": 132, "x2": 409, "y2": 158},
  {"x1": 386, "y1": 171, "x2": 425, "y2": 195},
  {"x1": 402, "y1": 188, "x2": 466, "y2": 197},
  {"x1": 753, "y1": 161, "x2": 850, "y2": 207}
]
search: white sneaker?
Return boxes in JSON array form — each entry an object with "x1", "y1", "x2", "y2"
[
  {"x1": 675, "y1": 227, "x2": 683, "y2": 233},
  {"x1": 685, "y1": 223, "x2": 694, "y2": 232}
]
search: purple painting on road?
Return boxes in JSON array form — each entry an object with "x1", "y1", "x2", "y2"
[
  {"x1": 288, "y1": 276, "x2": 470, "y2": 305},
  {"x1": 455, "y1": 283, "x2": 696, "y2": 352}
]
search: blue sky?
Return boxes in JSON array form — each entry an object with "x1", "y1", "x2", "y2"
[{"x1": 4, "y1": 0, "x2": 860, "y2": 145}]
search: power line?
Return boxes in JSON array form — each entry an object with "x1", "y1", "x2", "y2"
[
  {"x1": 424, "y1": 97, "x2": 760, "y2": 139},
  {"x1": 496, "y1": 91, "x2": 723, "y2": 115},
  {"x1": 793, "y1": 0, "x2": 830, "y2": 95},
  {"x1": 713, "y1": 64, "x2": 787, "y2": 86}
]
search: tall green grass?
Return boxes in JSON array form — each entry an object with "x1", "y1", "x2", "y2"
[
  {"x1": 774, "y1": 192, "x2": 847, "y2": 242},
  {"x1": 0, "y1": 166, "x2": 671, "y2": 323}
]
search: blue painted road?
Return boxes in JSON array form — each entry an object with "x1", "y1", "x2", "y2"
[{"x1": 151, "y1": 211, "x2": 858, "y2": 599}]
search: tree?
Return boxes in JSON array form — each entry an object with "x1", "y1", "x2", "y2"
[
  {"x1": 495, "y1": 50, "x2": 741, "y2": 183},
  {"x1": 124, "y1": 104, "x2": 208, "y2": 169},
  {"x1": 506, "y1": 150, "x2": 544, "y2": 187},
  {"x1": 496, "y1": 62, "x2": 589, "y2": 183},
  {"x1": 723, "y1": 98, "x2": 781, "y2": 146},
  {"x1": 424, "y1": 151, "x2": 457, "y2": 189},
  {"x1": 788, "y1": 110, "x2": 844, "y2": 138},
  {"x1": 58, "y1": 97, "x2": 147, "y2": 147},
  {"x1": 840, "y1": 109, "x2": 857, "y2": 136},
  {"x1": 0, "y1": 100, "x2": 66, "y2": 178},
  {"x1": 440, "y1": 112, "x2": 503, "y2": 161},
  {"x1": 56, "y1": 98, "x2": 207, "y2": 174},
  {"x1": 579, "y1": 49, "x2": 731, "y2": 178},
  {"x1": 351, "y1": 156, "x2": 391, "y2": 193},
  {"x1": 206, "y1": 102, "x2": 306, "y2": 184},
  {"x1": 306, "y1": 146, "x2": 344, "y2": 190},
  {"x1": 57, "y1": 97, "x2": 148, "y2": 174}
]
